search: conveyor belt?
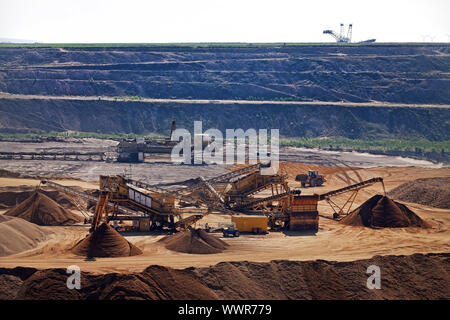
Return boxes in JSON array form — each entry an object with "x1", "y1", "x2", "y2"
[
  {"x1": 236, "y1": 190, "x2": 292, "y2": 209},
  {"x1": 205, "y1": 163, "x2": 261, "y2": 184},
  {"x1": 41, "y1": 179, "x2": 142, "y2": 217},
  {"x1": 125, "y1": 178, "x2": 200, "y2": 205},
  {"x1": 319, "y1": 177, "x2": 384, "y2": 200}
]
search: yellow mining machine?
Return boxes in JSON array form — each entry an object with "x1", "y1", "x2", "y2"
[
  {"x1": 234, "y1": 189, "x2": 319, "y2": 232},
  {"x1": 42, "y1": 164, "x2": 385, "y2": 235},
  {"x1": 42, "y1": 165, "x2": 261, "y2": 233},
  {"x1": 40, "y1": 179, "x2": 146, "y2": 231},
  {"x1": 295, "y1": 170, "x2": 326, "y2": 187},
  {"x1": 223, "y1": 169, "x2": 289, "y2": 209},
  {"x1": 230, "y1": 176, "x2": 386, "y2": 232},
  {"x1": 41, "y1": 177, "x2": 205, "y2": 232}
]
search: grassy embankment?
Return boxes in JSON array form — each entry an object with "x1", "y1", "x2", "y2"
[
  {"x1": 0, "y1": 42, "x2": 442, "y2": 48},
  {"x1": 1, "y1": 131, "x2": 448, "y2": 156}
]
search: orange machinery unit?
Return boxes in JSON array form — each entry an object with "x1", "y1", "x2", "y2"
[{"x1": 289, "y1": 194, "x2": 319, "y2": 232}]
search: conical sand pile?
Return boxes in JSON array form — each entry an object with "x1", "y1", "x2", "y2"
[
  {"x1": 5, "y1": 190, "x2": 81, "y2": 226},
  {"x1": 0, "y1": 215, "x2": 49, "y2": 257},
  {"x1": 341, "y1": 195, "x2": 428, "y2": 228},
  {"x1": 72, "y1": 223, "x2": 142, "y2": 258},
  {"x1": 160, "y1": 228, "x2": 229, "y2": 254}
]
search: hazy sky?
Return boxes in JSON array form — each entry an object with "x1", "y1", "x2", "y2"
[{"x1": 1, "y1": 0, "x2": 449, "y2": 43}]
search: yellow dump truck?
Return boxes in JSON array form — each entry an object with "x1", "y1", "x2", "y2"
[{"x1": 231, "y1": 215, "x2": 268, "y2": 234}]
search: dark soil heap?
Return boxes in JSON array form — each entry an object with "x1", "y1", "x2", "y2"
[
  {"x1": 388, "y1": 177, "x2": 450, "y2": 209},
  {"x1": 1, "y1": 253, "x2": 449, "y2": 300},
  {"x1": 341, "y1": 195, "x2": 428, "y2": 228},
  {"x1": 160, "y1": 228, "x2": 229, "y2": 254},
  {"x1": 0, "y1": 169, "x2": 25, "y2": 178},
  {"x1": 71, "y1": 223, "x2": 142, "y2": 258},
  {"x1": 5, "y1": 191, "x2": 81, "y2": 226}
]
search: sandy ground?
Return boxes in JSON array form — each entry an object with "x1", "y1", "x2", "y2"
[
  {"x1": 0, "y1": 140, "x2": 446, "y2": 183},
  {"x1": 0, "y1": 163, "x2": 449, "y2": 274},
  {"x1": 281, "y1": 147, "x2": 447, "y2": 168},
  {"x1": 0, "y1": 159, "x2": 230, "y2": 183}
]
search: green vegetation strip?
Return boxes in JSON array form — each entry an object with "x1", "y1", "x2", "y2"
[
  {"x1": 1, "y1": 42, "x2": 446, "y2": 48},
  {"x1": 0, "y1": 131, "x2": 165, "y2": 140},
  {"x1": 280, "y1": 137, "x2": 450, "y2": 153},
  {"x1": 0, "y1": 131, "x2": 448, "y2": 154}
]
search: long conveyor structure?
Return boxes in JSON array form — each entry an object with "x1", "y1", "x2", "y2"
[
  {"x1": 318, "y1": 177, "x2": 385, "y2": 200},
  {"x1": 41, "y1": 179, "x2": 143, "y2": 217},
  {"x1": 318, "y1": 177, "x2": 385, "y2": 218},
  {"x1": 41, "y1": 179, "x2": 205, "y2": 230}
]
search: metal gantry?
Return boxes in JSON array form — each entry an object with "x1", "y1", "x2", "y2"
[{"x1": 323, "y1": 23, "x2": 353, "y2": 43}]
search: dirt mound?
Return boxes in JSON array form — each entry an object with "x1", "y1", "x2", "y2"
[
  {"x1": 0, "y1": 188, "x2": 77, "y2": 210},
  {"x1": 0, "y1": 274, "x2": 24, "y2": 299},
  {"x1": 5, "y1": 191, "x2": 81, "y2": 226},
  {"x1": 1, "y1": 253, "x2": 449, "y2": 300},
  {"x1": 341, "y1": 195, "x2": 428, "y2": 228},
  {"x1": 0, "y1": 169, "x2": 29, "y2": 178},
  {"x1": 0, "y1": 215, "x2": 49, "y2": 257},
  {"x1": 388, "y1": 177, "x2": 450, "y2": 209},
  {"x1": 71, "y1": 223, "x2": 142, "y2": 258},
  {"x1": 160, "y1": 228, "x2": 229, "y2": 254}
]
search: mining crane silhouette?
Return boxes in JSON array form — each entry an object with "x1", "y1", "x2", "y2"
[
  {"x1": 323, "y1": 23, "x2": 376, "y2": 43},
  {"x1": 323, "y1": 23, "x2": 353, "y2": 43}
]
